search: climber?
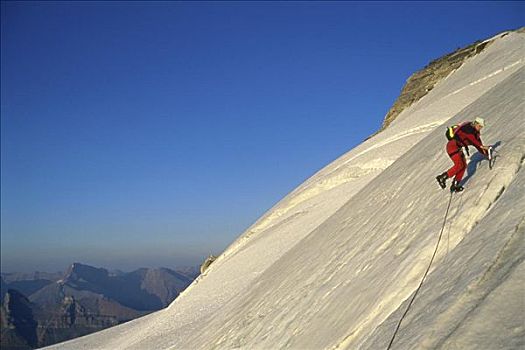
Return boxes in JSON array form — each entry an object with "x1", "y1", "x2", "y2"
[{"x1": 436, "y1": 117, "x2": 490, "y2": 192}]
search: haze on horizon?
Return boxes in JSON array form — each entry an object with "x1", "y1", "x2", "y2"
[{"x1": 1, "y1": 1, "x2": 523, "y2": 273}]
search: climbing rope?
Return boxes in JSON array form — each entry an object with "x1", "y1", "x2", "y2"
[
  {"x1": 447, "y1": 191, "x2": 464, "y2": 257},
  {"x1": 386, "y1": 191, "x2": 454, "y2": 350}
]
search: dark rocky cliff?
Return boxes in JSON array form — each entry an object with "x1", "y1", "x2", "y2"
[{"x1": 1, "y1": 290, "x2": 38, "y2": 350}]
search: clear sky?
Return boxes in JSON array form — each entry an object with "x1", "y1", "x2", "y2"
[{"x1": 1, "y1": 1, "x2": 523, "y2": 273}]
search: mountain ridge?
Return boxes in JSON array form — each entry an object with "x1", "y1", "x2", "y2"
[{"x1": 1, "y1": 262, "x2": 196, "y2": 350}]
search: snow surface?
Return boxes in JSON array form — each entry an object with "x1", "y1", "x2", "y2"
[{"x1": 46, "y1": 31, "x2": 525, "y2": 350}]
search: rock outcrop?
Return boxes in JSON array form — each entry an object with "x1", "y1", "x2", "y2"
[
  {"x1": 377, "y1": 29, "x2": 522, "y2": 133},
  {"x1": 200, "y1": 255, "x2": 218, "y2": 274}
]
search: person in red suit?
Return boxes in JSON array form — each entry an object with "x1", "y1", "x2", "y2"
[{"x1": 436, "y1": 117, "x2": 490, "y2": 192}]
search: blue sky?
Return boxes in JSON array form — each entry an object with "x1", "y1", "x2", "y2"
[{"x1": 1, "y1": 1, "x2": 523, "y2": 272}]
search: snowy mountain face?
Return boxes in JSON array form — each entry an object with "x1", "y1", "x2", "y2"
[{"x1": 48, "y1": 30, "x2": 524, "y2": 350}]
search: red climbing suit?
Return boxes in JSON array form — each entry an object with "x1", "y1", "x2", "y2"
[{"x1": 446, "y1": 122, "x2": 487, "y2": 182}]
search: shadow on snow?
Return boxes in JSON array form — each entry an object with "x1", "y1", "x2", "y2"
[{"x1": 461, "y1": 141, "x2": 501, "y2": 186}]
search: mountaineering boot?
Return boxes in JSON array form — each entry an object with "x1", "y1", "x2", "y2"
[
  {"x1": 436, "y1": 172, "x2": 448, "y2": 189},
  {"x1": 450, "y1": 179, "x2": 464, "y2": 193}
]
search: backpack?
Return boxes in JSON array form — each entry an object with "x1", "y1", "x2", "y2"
[
  {"x1": 445, "y1": 125, "x2": 459, "y2": 140},
  {"x1": 445, "y1": 123, "x2": 470, "y2": 156}
]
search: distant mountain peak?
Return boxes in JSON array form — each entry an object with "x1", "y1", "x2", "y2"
[{"x1": 63, "y1": 263, "x2": 109, "y2": 286}]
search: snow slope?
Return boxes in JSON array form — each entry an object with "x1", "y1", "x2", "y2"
[{"x1": 47, "y1": 30, "x2": 525, "y2": 350}]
